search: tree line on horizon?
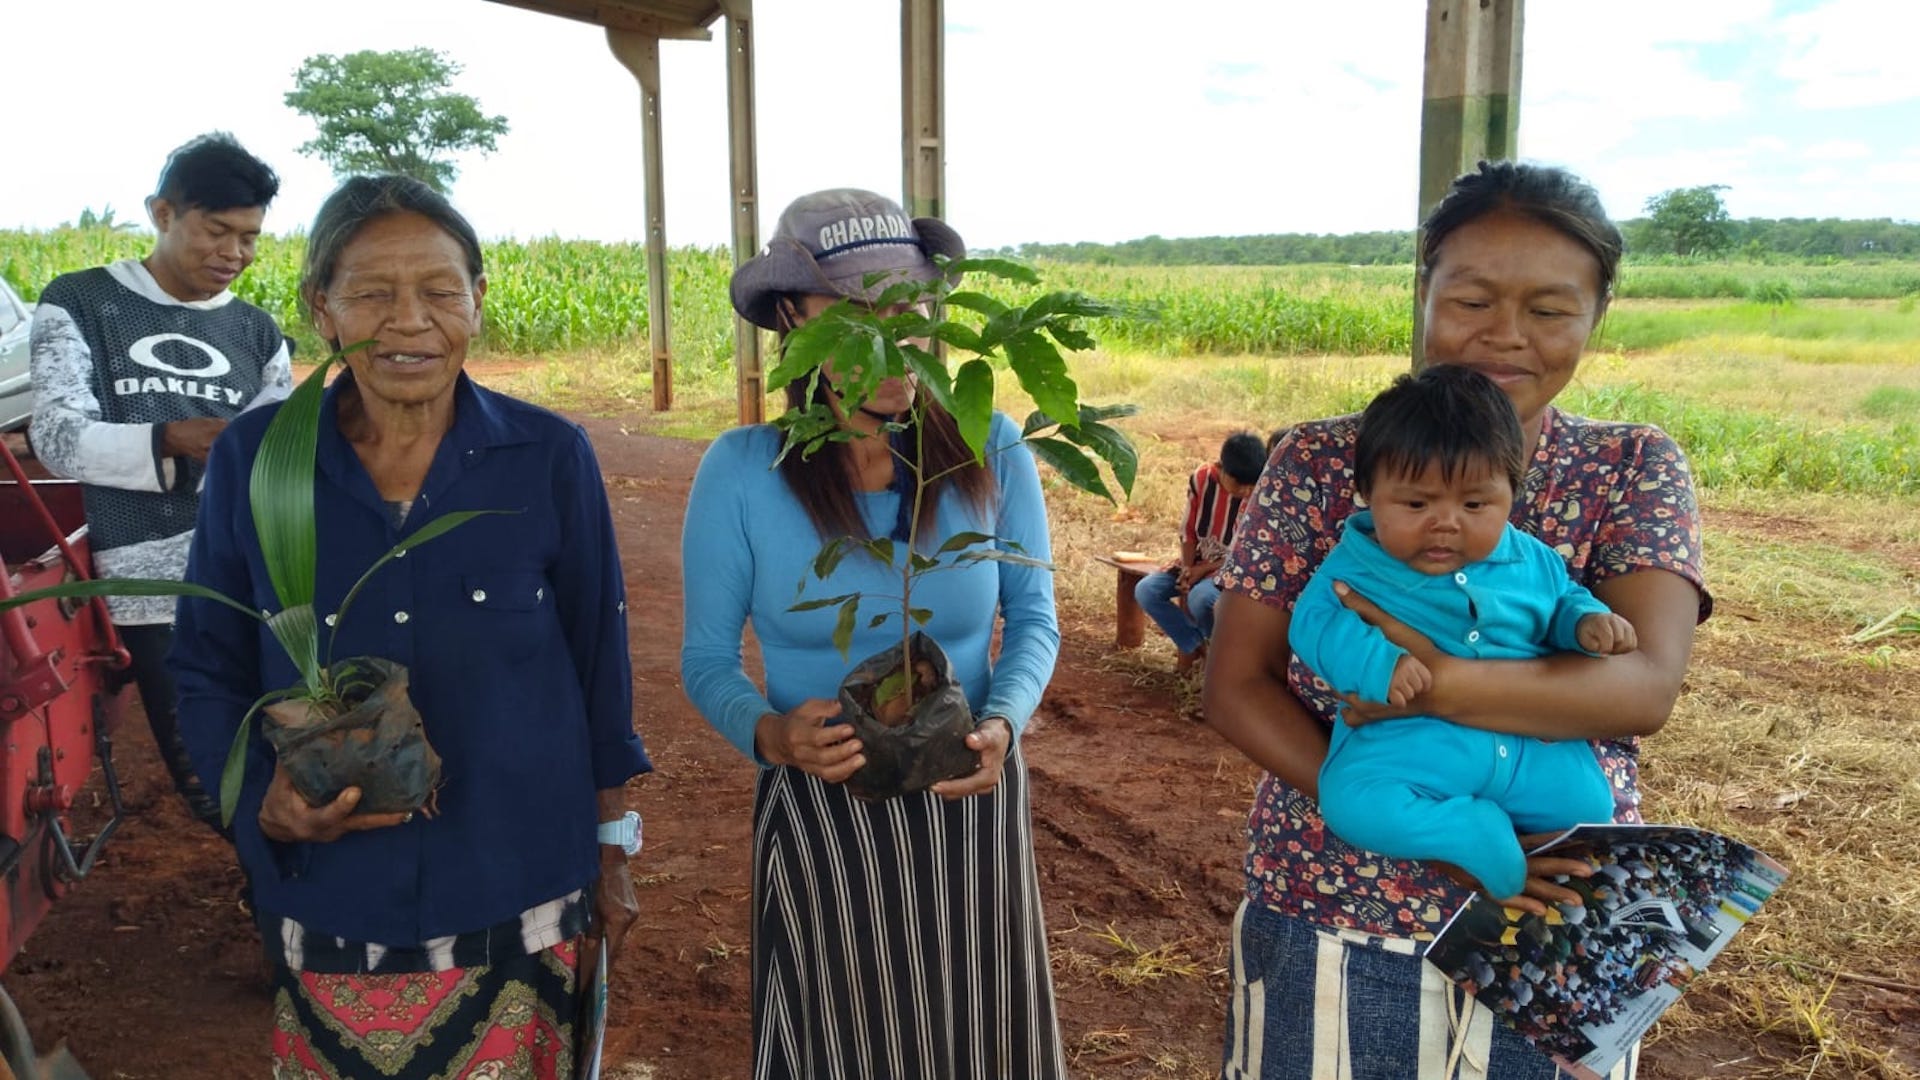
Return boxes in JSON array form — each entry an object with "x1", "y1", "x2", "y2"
[{"x1": 990, "y1": 216, "x2": 1920, "y2": 267}]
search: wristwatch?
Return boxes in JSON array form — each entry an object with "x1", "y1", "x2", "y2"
[{"x1": 597, "y1": 810, "x2": 642, "y2": 856}]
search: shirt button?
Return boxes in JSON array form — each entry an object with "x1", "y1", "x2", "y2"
[
  {"x1": 472, "y1": 589, "x2": 488, "y2": 603},
  {"x1": 1467, "y1": 630, "x2": 1481, "y2": 643},
  {"x1": 324, "y1": 613, "x2": 338, "y2": 628},
  {"x1": 1454, "y1": 572, "x2": 1468, "y2": 584},
  {"x1": 1498, "y1": 744, "x2": 1509, "y2": 758},
  {"x1": 395, "y1": 549, "x2": 407, "y2": 559},
  {"x1": 394, "y1": 610, "x2": 410, "y2": 624},
  {"x1": 535, "y1": 587, "x2": 545, "y2": 602}
]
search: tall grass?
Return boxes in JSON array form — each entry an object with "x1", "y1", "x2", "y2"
[{"x1": 0, "y1": 228, "x2": 736, "y2": 364}]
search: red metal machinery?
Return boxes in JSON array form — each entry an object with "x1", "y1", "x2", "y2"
[{"x1": 0, "y1": 439, "x2": 129, "y2": 1077}]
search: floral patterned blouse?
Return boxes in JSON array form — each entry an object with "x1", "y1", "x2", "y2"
[{"x1": 1218, "y1": 405, "x2": 1711, "y2": 937}]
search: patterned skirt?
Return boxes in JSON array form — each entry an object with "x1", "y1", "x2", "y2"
[
  {"x1": 749, "y1": 743, "x2": 1067, "y2": 1080},
  {"x1": 266, "y1": 894, "x2": 589, "y2": 1080}
]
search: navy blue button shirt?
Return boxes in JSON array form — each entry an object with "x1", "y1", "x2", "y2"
[{"x1": 172, "y1": 372, "x2": 651, "y2": 946}]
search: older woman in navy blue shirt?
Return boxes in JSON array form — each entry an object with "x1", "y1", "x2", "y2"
[{"x1": 171, "y1": 175, "x2": 649, "y2": 1079}]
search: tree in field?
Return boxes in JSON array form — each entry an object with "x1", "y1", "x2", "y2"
[
  {"x1": 1643, "y1": 185, "x2": 1733, "y2": 257},
  {"x1": 285, "y1": 49, "x2": 509, "y2": 193}
]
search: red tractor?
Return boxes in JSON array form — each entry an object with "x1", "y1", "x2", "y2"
[{"x1": 0, "y1": 438, "x2": 127, "y2": 1079}]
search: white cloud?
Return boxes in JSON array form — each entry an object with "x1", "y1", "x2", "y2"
[
  {"x1": 1866, "y1": 160, "x2": 1920, "y2": 185},
  {"x1": 0, "y1": 0, "x2": 1912, "y2": 248},
  {"x1": 1801, "y1": 139, "x2": 1873, "y2": 160},
  {"x1": 1779, "y1": 0, "x2": 1920, "y2": 108}
]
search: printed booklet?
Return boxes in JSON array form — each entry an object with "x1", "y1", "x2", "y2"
[{"x1": 1423, "y1": 824, "x2": 1788, "y2": 1080}]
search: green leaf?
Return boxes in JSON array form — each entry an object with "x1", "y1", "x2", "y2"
[
  {"x1": 266, "y1": 604, "x2": 323, "y2": 696},
  {"x1": 935, "y1": 530, "x2": 996, "y2": 555},
  {"x1": 1027, "y1": 435, "x2": 1115, "y2": 502},
  {"x1": 943, "y1": 290, "x2": 1012, "y2": 319},
  {"x1": 908, "y1": 552, "x2": 940, "y2": 574},
  {"x1": 250, "y1": 355, "x2": 333, "y2": 611},
  {"x1": 874, "y1": 667, "x2": 910, "y2": 706},
  {"x1": 1004, "y1": 334, "x2": 1079, "y2": 429},
  {"x1": 951, "y1": 359, "x2": 995, "y2": 462},
  {"x1": 955, "y1": 549, "x2": 1055, "y2": 571},
  {"x1": 1045, "y1": 322, "x2": 1096, "y2": 352},
  {"x1": 931, "y1": 322, "x2": 984, "y2": 353},
  {"x1": 790, "y1": 592, "x2": 857, "y2": 613},
  {"x1": 901, "y1": 346, "x2": 955, "y2": 417},
  {"x1": 909, "y1": 607, "x2": 933, "y2": 626},
  {"x1": 766, "y1": 317, "x2": 856, "y2": 391},
  {"x1": 943, "y1": 257, "x2": 1041, "y2": 285},
  {"x1": 976, "y1": 309, "x2": 1023, "y2": 352},
  {"x1": 1079, "y1": 402, "x2": 1141, "y2": 424},
  {"x1": 868, "y1": 612, "x2": 893, "y2": 629},
  {"x1": 1060, "y1": 419, "x2": 1139, "y2": 498},
  {"x1": 1022, "y1": 402, "x2": 1141, "y2": 438},
  {"x1": 859, "y1": 539, "x2": 897, "y2": 567},
  {"x1": 831, "y1": 596, "x2": 860, "y2": 661},
  {"x1": 812, "y1": 538, "x2": 853, "y2": 581},
  {"x1": 0, "y1": 577, "x2": 264, "y2": 620},
  {"x1": 1023, "y1": 290, "x2": 1127, "y2": 323},
  {"x1": 219, "y1": 686, "x2": 304, "y2": 828},
  {"x1": 329, "y1": 510, "x2": 512, "y2": 665}
]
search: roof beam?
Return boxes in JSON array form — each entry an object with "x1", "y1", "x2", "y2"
[{"x1": 487, "y1": 0, "x2": 713, "y2": 40}]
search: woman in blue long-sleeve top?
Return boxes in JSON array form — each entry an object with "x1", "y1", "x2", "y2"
[
  {"x1": 170, "y1": 176, "x2": 650, "y2": 1079},
  {"x1": 681, "y1": 188, "x2": 1067, "y2": 1079}
]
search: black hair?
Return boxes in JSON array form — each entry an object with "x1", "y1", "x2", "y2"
[
  {"x1": 300, "y1": 175, "x2": 486, "y2": 343},
  {"x1": 153, "y1": 132, "x2": 279, "y2": 212},
  {"x1": 1219, "y1": 431, "x2": 1266, "y2": 485},
  {"x1": 1419, "y1": 161, "x2": 1623, "y2": 314},
  {"x1": 1354, "y1": 365, "x2": 1526, "y2": 498}
]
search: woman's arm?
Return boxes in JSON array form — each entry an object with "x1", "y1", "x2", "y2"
[
  {"x1": 553, "y1": 427, "x2": 651, "y2": 788},
  {"x1": 1337, "y1": 566, "x2": 1700, "y2": 738},
  {"x1": 977, "y1": 418, "x2": 1059, "y2": 737},
  {"x1": 1201, "y1": 591, "x2": 1330, "y2": 799},
  {"x1": 171, "y1": 424, "x2": 267, "y2": 805},
  {"x1": 679, "y1": 433, "x2": 783, "y2": 763}
]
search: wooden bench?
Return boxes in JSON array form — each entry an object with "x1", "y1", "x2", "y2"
[{"x1": 1091, "y1": 554, "x2": 1165, "y2": 649}]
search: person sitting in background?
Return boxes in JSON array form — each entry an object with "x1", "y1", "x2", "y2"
[
  {"x1": 29, "y1": 132, "x2": 291, "y2": 832},
  {"x1": 1135, "y1": 430, "x2": 1265, "y2": 672}
]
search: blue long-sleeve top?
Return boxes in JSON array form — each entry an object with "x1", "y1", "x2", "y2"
[
  {"x1": 170, "y1": 372, "x2": 651, "y2": 946},
  {"x1": 680, "y1": 412, "x2": 1060, "y2": 761},
  {"x1": 1291, "y1": 510, "x2": 1610, "y2": 721}
]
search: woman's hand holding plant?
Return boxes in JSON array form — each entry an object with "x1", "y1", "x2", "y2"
[
  {"x1": 257, "y1": 765, "x2": 410, "y2": 843},
  {"x1": 756, "y1": 699, "x2": 867, "y2": 783},
  {"x1": 929, "y1": 717, "x2": 1011, "y2": 800}
]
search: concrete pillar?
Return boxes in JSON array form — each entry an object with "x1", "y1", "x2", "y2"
[
  {"x1": 901, "y1": 0, "x2": 945, "y2": 221},
  {"x1": 1415, "y1": 0, "x2": 1522, "y2": 364},
  {"x1": 720, "y1": 0, "x2": 764, "y2": 425},
  {"x1": 606, "y1": 29, "x2": 673, "y2": 411}
]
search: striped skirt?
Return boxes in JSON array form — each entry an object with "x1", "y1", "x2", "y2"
[
  {"x1": 750, "y1": 743, "x2": 1067, "y2": 1080},
  {"x1": 1222, "y1": 900, "x2": 1640, "y2": 1080}
]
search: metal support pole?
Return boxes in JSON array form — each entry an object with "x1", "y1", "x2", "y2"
[
  {"x1": 901, "y1": 0, "x2": 944, "y2": 221},
  {"x1": 721, "y1": 0, "x2": 763, "y2": 425},
  {"x1": 607, "y1": 29, "x2": 673, "y2": 410},
  {"x1": 1415, "y1": 0, "x2": 1522, "y2": 365}
]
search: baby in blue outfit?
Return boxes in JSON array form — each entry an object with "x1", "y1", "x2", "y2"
[{"x1": 1290, "y1": 365, "x2": 1638, "y2": 901}]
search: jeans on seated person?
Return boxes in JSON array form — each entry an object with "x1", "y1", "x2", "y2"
[{"x1": 1136, "y1": 570, "x2": 1220, "y2": 655}]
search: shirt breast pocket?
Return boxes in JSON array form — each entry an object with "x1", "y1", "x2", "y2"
[{"x1": 457, "y1": 569, "x2": 557, "y2": 664}]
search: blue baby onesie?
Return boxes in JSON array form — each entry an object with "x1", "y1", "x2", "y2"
[{"x1": 1290, "y1": 511, "x2": 1617, "y2": 897}]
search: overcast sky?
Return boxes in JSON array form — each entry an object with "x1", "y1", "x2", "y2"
[{"x1": 3, "y1": 0, "x2": 1914, "y2": 249}]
